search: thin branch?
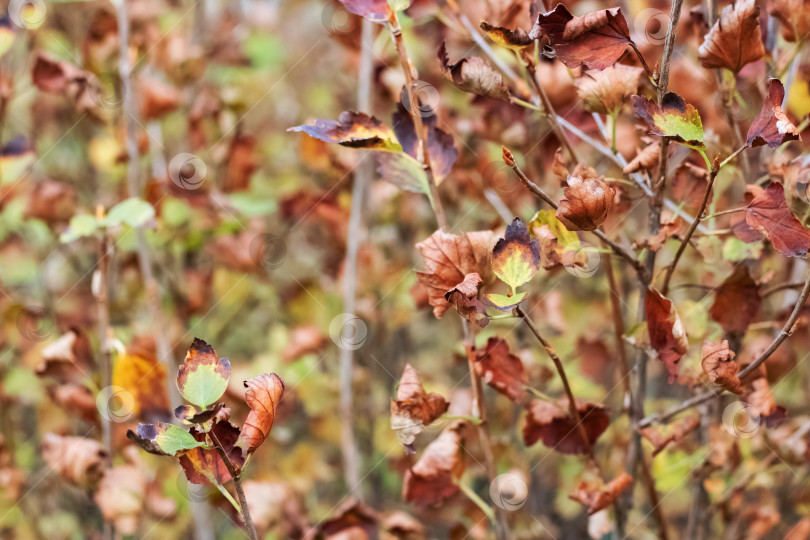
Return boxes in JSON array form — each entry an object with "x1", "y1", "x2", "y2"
[
  {"x1": 210, "y1": 431, "x2": 258, "y2": 540},
  {"x1": 503, "y1": 148, "x2": 650, "y2": 283},
  {"x1": 630, "y1": 43, "x2": 655, "y2": 82},
  {"x1": 640, "y1": 266, "x2": 810, "y2": 427},
  {"x1": 661, "y1": 160, "x2": 717, "y2": 295},
  {"x1": 95, "y1": 228, "x2": 114, "y2": 540},
  {"x1": 524, "y1": 64, "x2": 579, "y2": 163},
  {"x1": 386, "y1": 10, "x2": 447, "y2": 230}
]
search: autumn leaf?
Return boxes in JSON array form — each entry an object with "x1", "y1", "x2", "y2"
[
  {"x1": 671, "y1": 162, "x2": 711, "y2": 210},
  {"x1": 701, "y1": 340, "x2": 743, "y2": 394},
  {"x1": 438, "y1": 42, "x2": 511, "y2": 102},
  {"x1": 569, "y1": 472, "x2": 633, "y2": 514},
  {"x1": 479, "y1": 21, "x2": 533, "y2": 49},
  {"x1": 632, "y1": 93, "x2": 705, "y2": 149},
  {"x1": 41, "y1": 434, "x2": 107, "y2": 490},
  {"x1": 767, "y1": 0, "x2": 810, "y2": 42},
  {"x1": 179, "y1": 420, "x2": 246, "y2": 485},
  {"x1": 94, "y1": 455, "x2": 146, "y2": 535},
  {"x1": 575, "y1": 337, "x2": 613, "y2": 383},
  {"x1": 390, "y1": 364, "x2": 449, "y2": 449},
  {"x1": 529, "y1": 209, "x2": 580, "y2": 269},
  {"x1": 575, "y1": 64, "x2": 643, "y2": 115},
  {"x1": 774, "y1": 155, "x2": 810, "y2": 228},
  {"x1": 318, "y1": 499, "x2": 379, "y2": 539},
  {"x1": 444, "y1": 273, "x2": 489, "y2": 328},
  {"x1": 174, "y1": 402, "x2": 226, "y2": 425},
  {"x1": 747, "y1": 79, "x2": 800, "y2": 148},
  {"x1": 697, "y1": 0, "x2": 765, "y2": 73},
  {"x1": 623, "y1": 141, "x2": 660, "y2": 174},
  {"x1": 645, "y1": 288, "x2": 688, "y2": 383},
  {"x1": 491, "y1": 218, "x2": 541, "y2": 292},
  {"x1": 391, "y1": 106, "x2": 458, "y2": 180},
  {"x1": 288, "y1": 111, "x2": 402, "y2": 152},
  {"x1": 640, "y1": 416, "x2": 701, "y2": 456},
  {"x1": 402, "y1": 421, "x2": 466, "y2": 505},
  {"x1": 235, "y1": 373, "x2": 285, "y2": 455},
  {"x1": 112, "y1": 335, "x2": 170, "y2": 420},
  {"x1": 176, "y1": 338, "x2": 231, "y2": 409},
  {"x1": 745, "y1": 182, "x2": 810, "y2": 257},
  {"x1": 529, "y1": 5, "x2": 635, "y2": 70},
  {"x1": 709, "y1": 265, "x2": 761, "y2": 334},
  {"x1": 415, "y1": 229, "x2": 494, "y2": 318},
  {"x1": 556, "y1": 175, "x2": 616, "y2": 231},
  {"x1": 523, "y1": 399, "x2": 610, "y2": 455},
  {"x1": 474, "y1": 337, "x2": 527, "y2": 403},
  {"x1": 126, "y1": 422, "x2": 206, "y2": 456}
]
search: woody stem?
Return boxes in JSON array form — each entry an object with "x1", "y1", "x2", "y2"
[{"x1": 210, "y1": 431, "x2": 257, "y2": 540}]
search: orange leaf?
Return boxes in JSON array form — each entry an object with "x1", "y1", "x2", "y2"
[{"x1": 235, "y1": 373, "x2": 285, "y2": 455}]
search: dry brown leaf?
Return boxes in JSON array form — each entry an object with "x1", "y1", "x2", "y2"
[
  {"x1": 709, "y1": 265, "x2": 761, "y2": 334},
  {"x1": 569, "y1": 472, "x2": 633, "y2": 514},
  {"x1": 444, "y1": 273, "x2": 489, "y2": 328},
  {"x1": 623, "y1": 142, "x2": 659, "y2": 174},
  {"x1": 645, "y1": 288, "x2": 688, "y2": 383},
  {"x1": 701, "y1": 340, "x2": 743, "y2": 394},
  {"x1": 391, "y1": 364, "x2": 449, "y2": 449},
  {"x1": 576, "y1": 64, "x2": 643, "y2": 114},
  {"x1": 697, "y1": 0, "x2": 765, "y2": 73},
  {"x1": 474, "y1": 337, "x2": 527, "y2": 403},
  {"x1": 402, "y1": 421, "x2": 466, "y2": 505},
  {"x1": 556, "y1": 175, "x2": 615, "y2": 231},
  {"x1": 236, "y1": 373, "x2": 285, "y2": 455},
  {"x1": 523, "y1": 399, "x2": 610, "y2": 455},
  {"x1": 438, "y1": 42, "x2": 511, "y2": 102},
  {"x1": 41, "y1": 433, "x2": 107, "y2": 490}
]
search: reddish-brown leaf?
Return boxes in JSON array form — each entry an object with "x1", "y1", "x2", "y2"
[
  {"x1": 623, "y1": 141, "x2": 659, "y2": 174},
  {"x1": 747, "y1": 79, "x2": 800, "y2": 148},
  {"x1": 474, "y1": 337, "x2": 527, "y2": 403},
  {"x1": 698, "y1": 0, "x2": 765, "y2": 73},
  {"x1": 444, "y1": 273, "x2": 489, "y2": 328},
  {"x1": 438, "y1": 42, "x2": 511, "y2": 102},
  {"x1": 415, "y1": 229, "x2": 494, "y2": 318},
  {"x1": 575, "y1": 337, "x2": 613, "y2": 383},
  {"x1": 402, "y1": 421, "x2": 466, "y2": 505},
  {"x1": 556, "y1": 175, "x2": 615, "y2": 231},
  {"x1": 576, "y1": 64, "x2": 643, "y2": 114},
  {"x1": 645, "y1": 288, "x2": 688, "y2": 383},
  {"x1": 391, "y1": 106, "x2": 458, "y2": 180},
  {"x1": 767, "y1": 0, "x2": 810, "y2": 42},
  {"x1": 671, "y1": 162, "x2": 711, "y2": 210},
  {"x1": 530, "y1": 5, "x2": 634, "y2": 70},
  {"x1": 745, "y1": 181, "x2": 810, "y2": 257},
  {"x1": 179, "y1": 420, "x2": 245, "y2": 485},
  {"x1": 569, "y1": 472, "x2": 633, "y2": 514},
  {"x1": 236, "y1": 373, "x2": 285, "y2": 455},
  {"x1": 41, "y1": 434, "x2": 107, "y2": 490},
  {"x1": 391, "y1": 364, "x2": 449, "y2": 448},
  {"x1": 709, "y1": 265, "x2": 761, "y2": 333},
  {"x1": 479, "y1": 21, "x2": 533, "y2": 49},
  {"x1": 523, "y1": 399, "x2": 610, "y2": 455},
  {"x1": 640, "y1": 416, "x2": 701, "y2": 456},
  {"x1": 701, "y1": 340, "x2": 743, "y2": 394}
]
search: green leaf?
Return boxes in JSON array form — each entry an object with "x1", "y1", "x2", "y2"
[
  {"x1": 388, "y1": 0, "x2": 413, "y2": 12},
  {"x1": 491, "y1": 218, "x2": 541, "y2": 292},
  {"x1": 127, "y1": 423, "x2": 206, "y2": 456},
  {"x1": 529, "y1": 210, "x2": 579, "y2": 247},
  {"x1": 227, "y1": 193, "x2": 278, "y2": 217},
  {"x1": 632, "y1": 93, "x2": 705, "y2": 149},
  {"x1": 176, "y1": 338, "x2": 231, "y2": 409},
  {"x1": 484, "y1": 291, "x2": 527, "y2": 311},
  {"x1": 60, "y1": 215, "x2": 100, "y2": 243},
  {"x1": 376, "y1": 152, "x2": 433, "y2": 203},
  {"x1": 103, "y1": 198, "x2": 155, "y2": 228}
]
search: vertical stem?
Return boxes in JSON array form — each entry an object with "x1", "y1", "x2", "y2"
[
  {"x1": 338, "y1": 16, "x2": 374, "y2": 500},
  {"x1": 463, "y1": 321, "x2": 512, "y2": 540},
  {"x1": 525, "y1": 64, "x2": 579, "y2": 163},
  {"x1": 210, "y1": 432, "x2": 258, "y2": 540},
  {"x1": 387, "y1": 10, "x2": 448, "y2": 230},
  {"x1": 95, "y1": 229, "x2": 114, "y2": 540}
]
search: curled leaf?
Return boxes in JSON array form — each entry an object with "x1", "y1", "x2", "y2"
[
  {"x1": 556, "y1": 175, "x2": 615, "y2": 231},
  {"x1": 444, "y1": 273, "x2": 489, "y2": 328},
  {"x1": 177, "y1": 338, "x2": 231, "y2": 409},
  {"x1": 491, "y1": 218, "x2": 541, "y2": 291},
  {"x1": 390, "y1": 364, "x2": 449, "y2": 449},
  {"x1": 402, "y1": 421, "x2": 466, "y2": 505},
  {"x1": 623, "y1": 141, "x2": 660, "y2": 174},
  {"x1": 415, "y1": 229, "x2": 494, "y2": 318},
  {"x1": 645, "y1": 288, "x2": 688, "y2": 383},
  {"x1": 746, "y1": 79, "x2": 800, "y2": 148},
  {"x1": 41, "y1": 434, "x2": 107, "y2": 490},
  {"x1": 529, "y1": 5, "x2": 634, "y2": 70},
  {"x1": 236, "y1": 373, "x2": 285, "y2": 455},
  {"x1": 438, "y1": 41, "x2": 511, "y2": 102},
  {"x1": 745, "y1": 182, "x2": 810, "y2": 257},
  {"x1": 392, "y1": 106, "x2": 458, "y2": 180},
  {"x1": 697, "y1": 0, "x2": 765, "y2": 73},
  {"x1": 288, "y1": 111, "x2": 401, "y2": 152},
  {"x1": 523, "y1": 399, "x2": 609, "y2": 455},
  {"x1": 569, "y1": 472, "x2": 633, "y2": 514},
  {"x1": 474, "y1": 337, "x2": 527, "y2": 403},
  {"x1": 701, "y1": 340, "x2": 743, "y2": 394},
  {"x1": 480, "y1": 21, "x2": 533, "y2": 49},
  {"x1": 632, "y1": 93, "x2": 705, "y2": 149}
]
